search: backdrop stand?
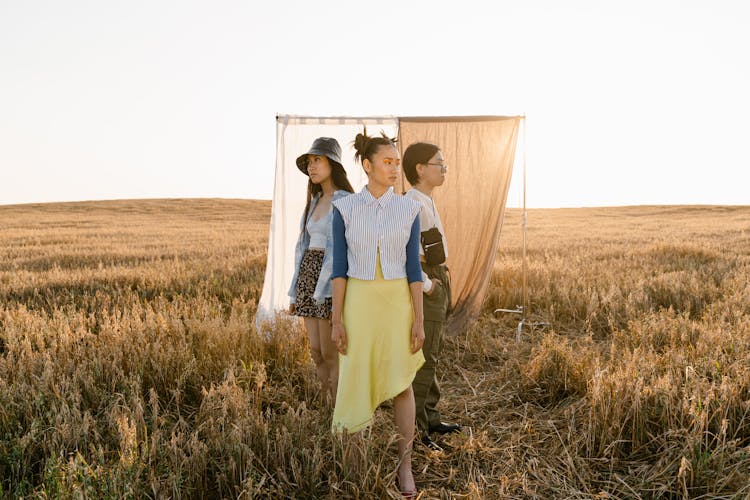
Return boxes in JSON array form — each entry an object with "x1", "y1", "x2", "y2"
[
  {"x1": 494, "y1": 116, "x2": 550, "y2": 341},
  {"x1": 257, "y1": 114, "x2": 522, "y2": 336}
]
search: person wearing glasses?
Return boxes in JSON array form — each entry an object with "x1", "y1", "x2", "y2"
[
  {"x1": 330, "y1": 129, "x2": 425, "y2": 497},
  {"x1": 403, "y1": 142, "x2": 461, "y2": 451},
  {"x1": 288, "y1": 137, "x2": 354, "y2": 405}
]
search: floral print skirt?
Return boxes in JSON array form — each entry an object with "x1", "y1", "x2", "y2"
[{"x1": 292, "y1": 249, "x2": 332, "y2": 319}]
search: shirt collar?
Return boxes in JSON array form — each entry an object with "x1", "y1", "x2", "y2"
[
  {"x1": 360, "y1": 185, "x2": 395, "y2": 208},
  {"x1": 408, "y1": 187, "x2": 432, "y2": 204}
]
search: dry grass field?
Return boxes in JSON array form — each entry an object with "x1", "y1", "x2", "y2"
[{"x1": 1, "y1": 199, "x2": 749, "y2": 498}]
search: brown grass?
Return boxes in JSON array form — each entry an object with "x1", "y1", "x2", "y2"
[{"x1": 1, "y1": 199, "x2": 749, "y2": 498}]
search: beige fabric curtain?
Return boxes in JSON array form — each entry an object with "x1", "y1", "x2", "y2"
[{"x1": 397, "y1": 116, "x2": 521, "y2": 333}]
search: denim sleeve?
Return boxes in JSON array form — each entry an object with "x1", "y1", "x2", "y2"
[
  {"x1": 406, "y1": 215, "x2": 422, "y2": 284},
  {"x1": 331, "y1": 207, "x2": 348, "y2": 280},
  {"x1": 288, "y1": 210, "x2": 308, "y2": 302}
]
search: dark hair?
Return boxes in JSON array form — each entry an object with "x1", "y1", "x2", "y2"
[
  {"x1": 352, "y1": 127, "x2": 397, "y2": 168},
  {"x1": 402, "y1": 142, "x2": 440, "y2": 185},
  {"x1": 302, "y1": 159, "x2": 354, "y2": 230}
]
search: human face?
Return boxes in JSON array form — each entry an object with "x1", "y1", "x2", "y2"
[
  {"x1": 365, "y1": 144, "x2": 401, "y2": 188},
  {"x1": 306, "y1": 155, "x2": 332, "y2": 185},
  {"x1": 418, "y1": 151, "x2": 447, "y2": 188}
]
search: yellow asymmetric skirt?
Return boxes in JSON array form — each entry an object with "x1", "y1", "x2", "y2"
[{"x1": 332, "y1": 253, "x2": 425, "y2": 433}]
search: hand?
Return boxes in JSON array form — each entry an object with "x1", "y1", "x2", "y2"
[
  {"x1": 411, "y1": 321, "x2": 425, "y2": 354},
  {"x1": 288, "y1": 303, "x2": 296, "y2": 314},
  {"x1": 424, "y1": 278, "x2": 442, "y2": 296},
  {"x1": 332, "y1": 320, "x2": 348, "y2": 355}
]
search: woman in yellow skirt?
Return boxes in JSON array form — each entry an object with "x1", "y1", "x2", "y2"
[{"x1": 331, "y1": 129, "x2": 425, "y2": 497}]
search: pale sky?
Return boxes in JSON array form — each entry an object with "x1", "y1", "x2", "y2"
[{"x1": 1, "y1": 0, "x2": 748, "y2": 208}]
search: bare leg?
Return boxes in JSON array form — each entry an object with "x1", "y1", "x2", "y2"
[
  {"x1": 317, "y1": 318, "x2": 338, "y2": 403},
  {"x1": 393, "y1": 385, "x2": 417, "y2": 493},
  {"x1": 303, "y1": 317, "x2": 329, "y2": 402}
]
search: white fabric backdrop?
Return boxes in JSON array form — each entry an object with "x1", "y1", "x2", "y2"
[{"x1": 255, "y1": 115, "x2": 399, "y2": 333}]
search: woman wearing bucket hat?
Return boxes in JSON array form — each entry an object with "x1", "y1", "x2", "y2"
[{"x1": 288, "y1": 137, "x2": 354, "y2": 404}]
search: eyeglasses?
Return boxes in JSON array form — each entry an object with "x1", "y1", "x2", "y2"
[{"x1": 426, "y1": 162, "x2": 449, "y2": 173}]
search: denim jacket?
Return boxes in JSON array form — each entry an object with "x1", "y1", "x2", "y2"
[{"x1": 288, "y1": 189, "x2": 351, "y2": 304}]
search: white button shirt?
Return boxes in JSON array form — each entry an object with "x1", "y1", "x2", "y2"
[
  {"x1": 332, "y1": 186, "x2": 421, "y2": 280},
  {"x1": 404, "y1": 188, "x2": 449, "y2": 292}
]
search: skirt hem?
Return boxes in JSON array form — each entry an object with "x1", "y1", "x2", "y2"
[{"x1": 332, "y1": 358, "x2": 424, "y2": 434}]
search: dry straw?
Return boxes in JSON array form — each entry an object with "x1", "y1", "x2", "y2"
[{"x1": 1, "y1": 200, "x2": 749, "y2": 498}]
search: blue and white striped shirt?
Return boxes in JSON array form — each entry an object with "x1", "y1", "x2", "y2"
[{"x1": 331, "y1": 186, "x2": 422, "y2": 282}]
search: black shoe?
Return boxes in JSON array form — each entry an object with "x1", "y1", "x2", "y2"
[
  {"x1": 429, "y1": 421, "x2": 462, "y2": 435},
  {"x1": 420, "y1": 434, "x2": 443, "y2": 451}
]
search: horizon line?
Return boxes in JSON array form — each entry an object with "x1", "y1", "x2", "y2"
[{"x1": 1, "y1": 197, "x2": 748, "y2": 211}]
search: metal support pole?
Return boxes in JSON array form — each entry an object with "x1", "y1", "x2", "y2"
[
  {"x1": 521, "y1": 116, "x2": 528, "y2": 328},
  {"x1": 494, "y1": 116, "x2": 549, "y2": 340}
]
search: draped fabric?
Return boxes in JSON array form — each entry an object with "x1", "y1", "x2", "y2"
[
  {"x1": 397, "y1": 116, "x2": 521, "y2": 333},
  {"x1": 255, "y1": 115, "x2": 520, "y2": 335},
  {"x1": 255, "y1": 116, "x2": 398, "y2": 332}
]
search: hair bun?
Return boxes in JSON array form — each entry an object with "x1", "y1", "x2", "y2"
[
  {"x1": 353, "y1": 129, "x2": 370, "y2": 154},
  {"x1": 353, "y1": 126, "x2": 396, "y2": 167}
]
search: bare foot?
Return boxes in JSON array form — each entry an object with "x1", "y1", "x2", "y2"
[{"x1": 397, "y1": 465, "x2": 417, "y2": 497}]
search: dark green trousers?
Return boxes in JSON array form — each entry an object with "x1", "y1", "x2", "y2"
[{"x1": 413, "y1": 263, "x2": 451, "y2": 433}]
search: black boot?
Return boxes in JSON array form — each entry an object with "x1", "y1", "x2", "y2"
[
  {"x1": 420, "y1": 433, "x2": 443, "y2": 451},
  {"x1": 428, "y1": 422, "x2": 461, "y2": 435}
]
